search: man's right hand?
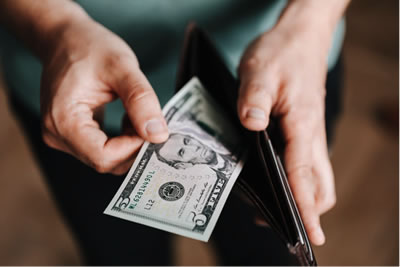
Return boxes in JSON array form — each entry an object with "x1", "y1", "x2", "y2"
[{"x1": 39, "y1": 12, "x2": 169, "y2": 175}]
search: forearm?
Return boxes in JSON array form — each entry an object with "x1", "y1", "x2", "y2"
[
  {"x1": 276, "y1": 0, "x2": 350, "y2": 51},
  {"x1": 0, "y1": 0, "x2": 91, "y2": 60}
]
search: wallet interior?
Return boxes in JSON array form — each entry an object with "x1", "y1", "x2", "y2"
[{"x1": 175, "y1": 23, "x2": 316, "y2": 266}]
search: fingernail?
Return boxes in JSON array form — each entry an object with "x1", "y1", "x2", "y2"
[
  {"x1": 145, "y1": 119, "x2": 166, "y2": 136},
  {"x1": 246, "y1": 108, "x2": 266, "y2": 121}
]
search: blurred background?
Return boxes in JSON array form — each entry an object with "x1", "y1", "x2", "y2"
[{"x1": 0, "y1": 0, "x2": 398, "y2": 265}]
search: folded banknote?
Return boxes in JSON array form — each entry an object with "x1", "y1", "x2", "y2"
[{"x1": 104, "y1": 77, "x2": 246, "y2": 241}]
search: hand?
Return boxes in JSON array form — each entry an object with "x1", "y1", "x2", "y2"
[
  {"x1": 40, "y1": 17, "x2": 168, "y2": 175},
  {"x1": 239, "y1": 16, "x2": 336, "y2": 245}
]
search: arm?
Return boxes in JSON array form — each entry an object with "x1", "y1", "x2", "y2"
[
  {"x1": 0, "y1": 0, "x2": 88, "y2": 60},
  {"x1": 0, "y1": 0, "x2": 169, "y2": 174},
  {"x1": 239, "y1": 0, "x2": 350, "y2": 245}
]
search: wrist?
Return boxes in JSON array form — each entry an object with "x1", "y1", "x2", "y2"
[
  {"x1": 33, "y1": 2, "x2": 92, "y2": 61},
  {"x1": 274, "y1": 0, "x2": 349, "y2": 52}
]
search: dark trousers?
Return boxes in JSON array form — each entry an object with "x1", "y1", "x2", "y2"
[{"x1": 7, "y1": 57, "x2": 342, "y2": 265}]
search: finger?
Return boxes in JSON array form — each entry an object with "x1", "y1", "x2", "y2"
[
  {"x1": 298, "y1": 200, "x2": 326, "y2": 246},
  {"x1": 288, "y1": 165, "x2": 325, "y2": 245},
  {"x1": 288, "y1": 163, "x2": 325, "y2": 245},
  {"x1": 115, "y1": 65, "x2": 168, "y2": 143},
  {"x1": 282, "y1": 111, "x2": 325, "y2": 245},
  {"x1": 237, "y1": 69, "x2": 279, "y2": 131},
  {"x1": 58, "y1": 105, "x2": 143, "y2": 173},
  {"x1": 312, "y1": 124, "x2": 336, "y2": 215},
  {"x1": 42, "y1": 112, "x2": 77, "y2": 154},
  {"x1": 109, "y1": 151, "x2": 139, "y2": 176},
  {"x1": 41, "y1": 125, "x2": 72, "y2": 153},
  {"x1": 110, "y1": 160, "x2": 135, "y2": 176},
  {"x1": 110, "y1": 117, "x2": 142, "y2": 176}
]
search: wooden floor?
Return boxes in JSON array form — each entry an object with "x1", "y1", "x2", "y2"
[{"x1": 0, "y1": 0, "x2": 398, "y2": 265}]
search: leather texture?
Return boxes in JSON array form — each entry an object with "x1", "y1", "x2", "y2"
[{"x1": 175, "y1": 23, "x2": 317, "y2": 266}]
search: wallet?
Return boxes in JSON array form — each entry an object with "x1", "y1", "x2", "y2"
[{"x1": 175, "y1": 23, "x2": 317, "y2": 266}]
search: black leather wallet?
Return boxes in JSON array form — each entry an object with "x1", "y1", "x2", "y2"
[{"x1": 175, "y1": 23, "x2": 317, "y2": 266}]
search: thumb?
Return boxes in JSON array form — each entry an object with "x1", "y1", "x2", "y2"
[
  {"x1": 237, "y1": 69, "x2": 278, "y2": 131},
  {"x1": 115, "y1": 66, "x2": 168, "y2": 143}
]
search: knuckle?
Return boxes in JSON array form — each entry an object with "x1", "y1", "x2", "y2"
[
  {"x1": 41, "y1": 131, "x2": 57, "y2": 149},
  {"x1": 305, "y1": 111, "x2": 321, "y2": 127},
  {"x1": 88, "y1": 148, "x2": 121, "y2": 174},
  {"x1": 297, "y1": 165, "x2": 313, "y2": 179},
  {"x1": 286, "y1": 107, "x2": 322, "y2": 131},
  {"x1": 42, "y1": 115, "x2": 53, "y2": 131},
  {"x1": 240, "y1": 55, "x2": 277, "y2": 75},
  {"x1": 47, "y1": 106, "x2": 70, "y2": 135},
  {"x1": 125, "y1": 86, "x2": 154, "y2": 106},
  {"x1": 92, "y1": 157, "x2": 114, "y2": 174},
  {"x1": 111, "y1": 166, "x2": 129, "y2": 176},
  {"x1": 288, "y1": 118, "x2": 313, "y2": 136},
  {"x1": 42, "y1": 113, "x2": 58, "y2": 134},
  {"x1": 94, "y1": 165, "x2": 108, "y2": 174},
  {"x1": 240, "y1": 56, "x2": 264, "y2": 72},
  {"x1": 328, "y1": 197, "x2": 336, "y2": 210},
  {"x1": 288, "y1": 164, "x2": 313, "y2": 180},
  {"x1": 104, "y1": 55, "x2": 121, "y2": 74},
  {"x1": 107, "y1": 53, "x2": 124, "y2": 66},
  {"x1": 55, "y1": 116, "x2": 69, "y2": 134},
  {"x1": 42, "y1": 113, "x2": 66, "y2": 146},
  {"x1": 41, "y1": 108, "x2": 73, "y2": 149},
  {"x1": 245, "y1": 82, "x2": 266, "y2": 95},
  {"x1": 240, "y1": 82, "x2": 274, "y2": 106},
  {"x1": 106, "y1": 53, "x2": 138, "y2": 72},
  {"x1": 317, "y1": 190, "x2": 336, "y2": 213},
  {"x1": 110, "y1": 169, "x2": 122, "y2": 176},
  {"x1": 290, "y1": 105, "x2": 316, "y2": 118},
  {"x1": 324, "y1": 194, "x2": 337, "y2": 210},
  {"x1": 307, "y1": 221, "x2": 320, "y2": 233}
]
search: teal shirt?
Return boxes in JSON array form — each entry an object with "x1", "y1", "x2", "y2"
[{"x1": 0, "y1": 0, "x2": 345, "y2": 132}]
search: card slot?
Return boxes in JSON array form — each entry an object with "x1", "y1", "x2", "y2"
[
  {"x1": 263, "y1": 120, "x2": 304, "y2": 244},
  {"x1": 236, "y1": 147, "x2": 288, "y2": 242},
  {"x1": 259, "y1": 131, "x2": 315, "y2": 264},
  {"x1": 235, "y1": 181, "x2": 288, "y2": 243},
  {"x1": 275, "y1": 153, "x2": 315, "y2": 264},
  {"x1": 255, "y1": 133, "x2": 295, "y2": 243}
]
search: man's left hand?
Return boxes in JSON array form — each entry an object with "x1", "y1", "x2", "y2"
[{"x1": 238, "y1": 4, "x2": 340, "y2": 246}]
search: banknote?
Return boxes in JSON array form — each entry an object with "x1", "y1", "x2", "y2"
[{"x1": 104, "y1": 77, "x2": 246, "y2": 241}]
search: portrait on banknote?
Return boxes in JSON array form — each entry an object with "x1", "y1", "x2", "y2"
[{"x1": 149, "y1": 132, "x2": 236, "y2": 179}]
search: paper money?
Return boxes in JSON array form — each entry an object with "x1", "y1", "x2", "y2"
[{"x1": 104, "y1": 77, "x2": 246, "y2": 241}]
